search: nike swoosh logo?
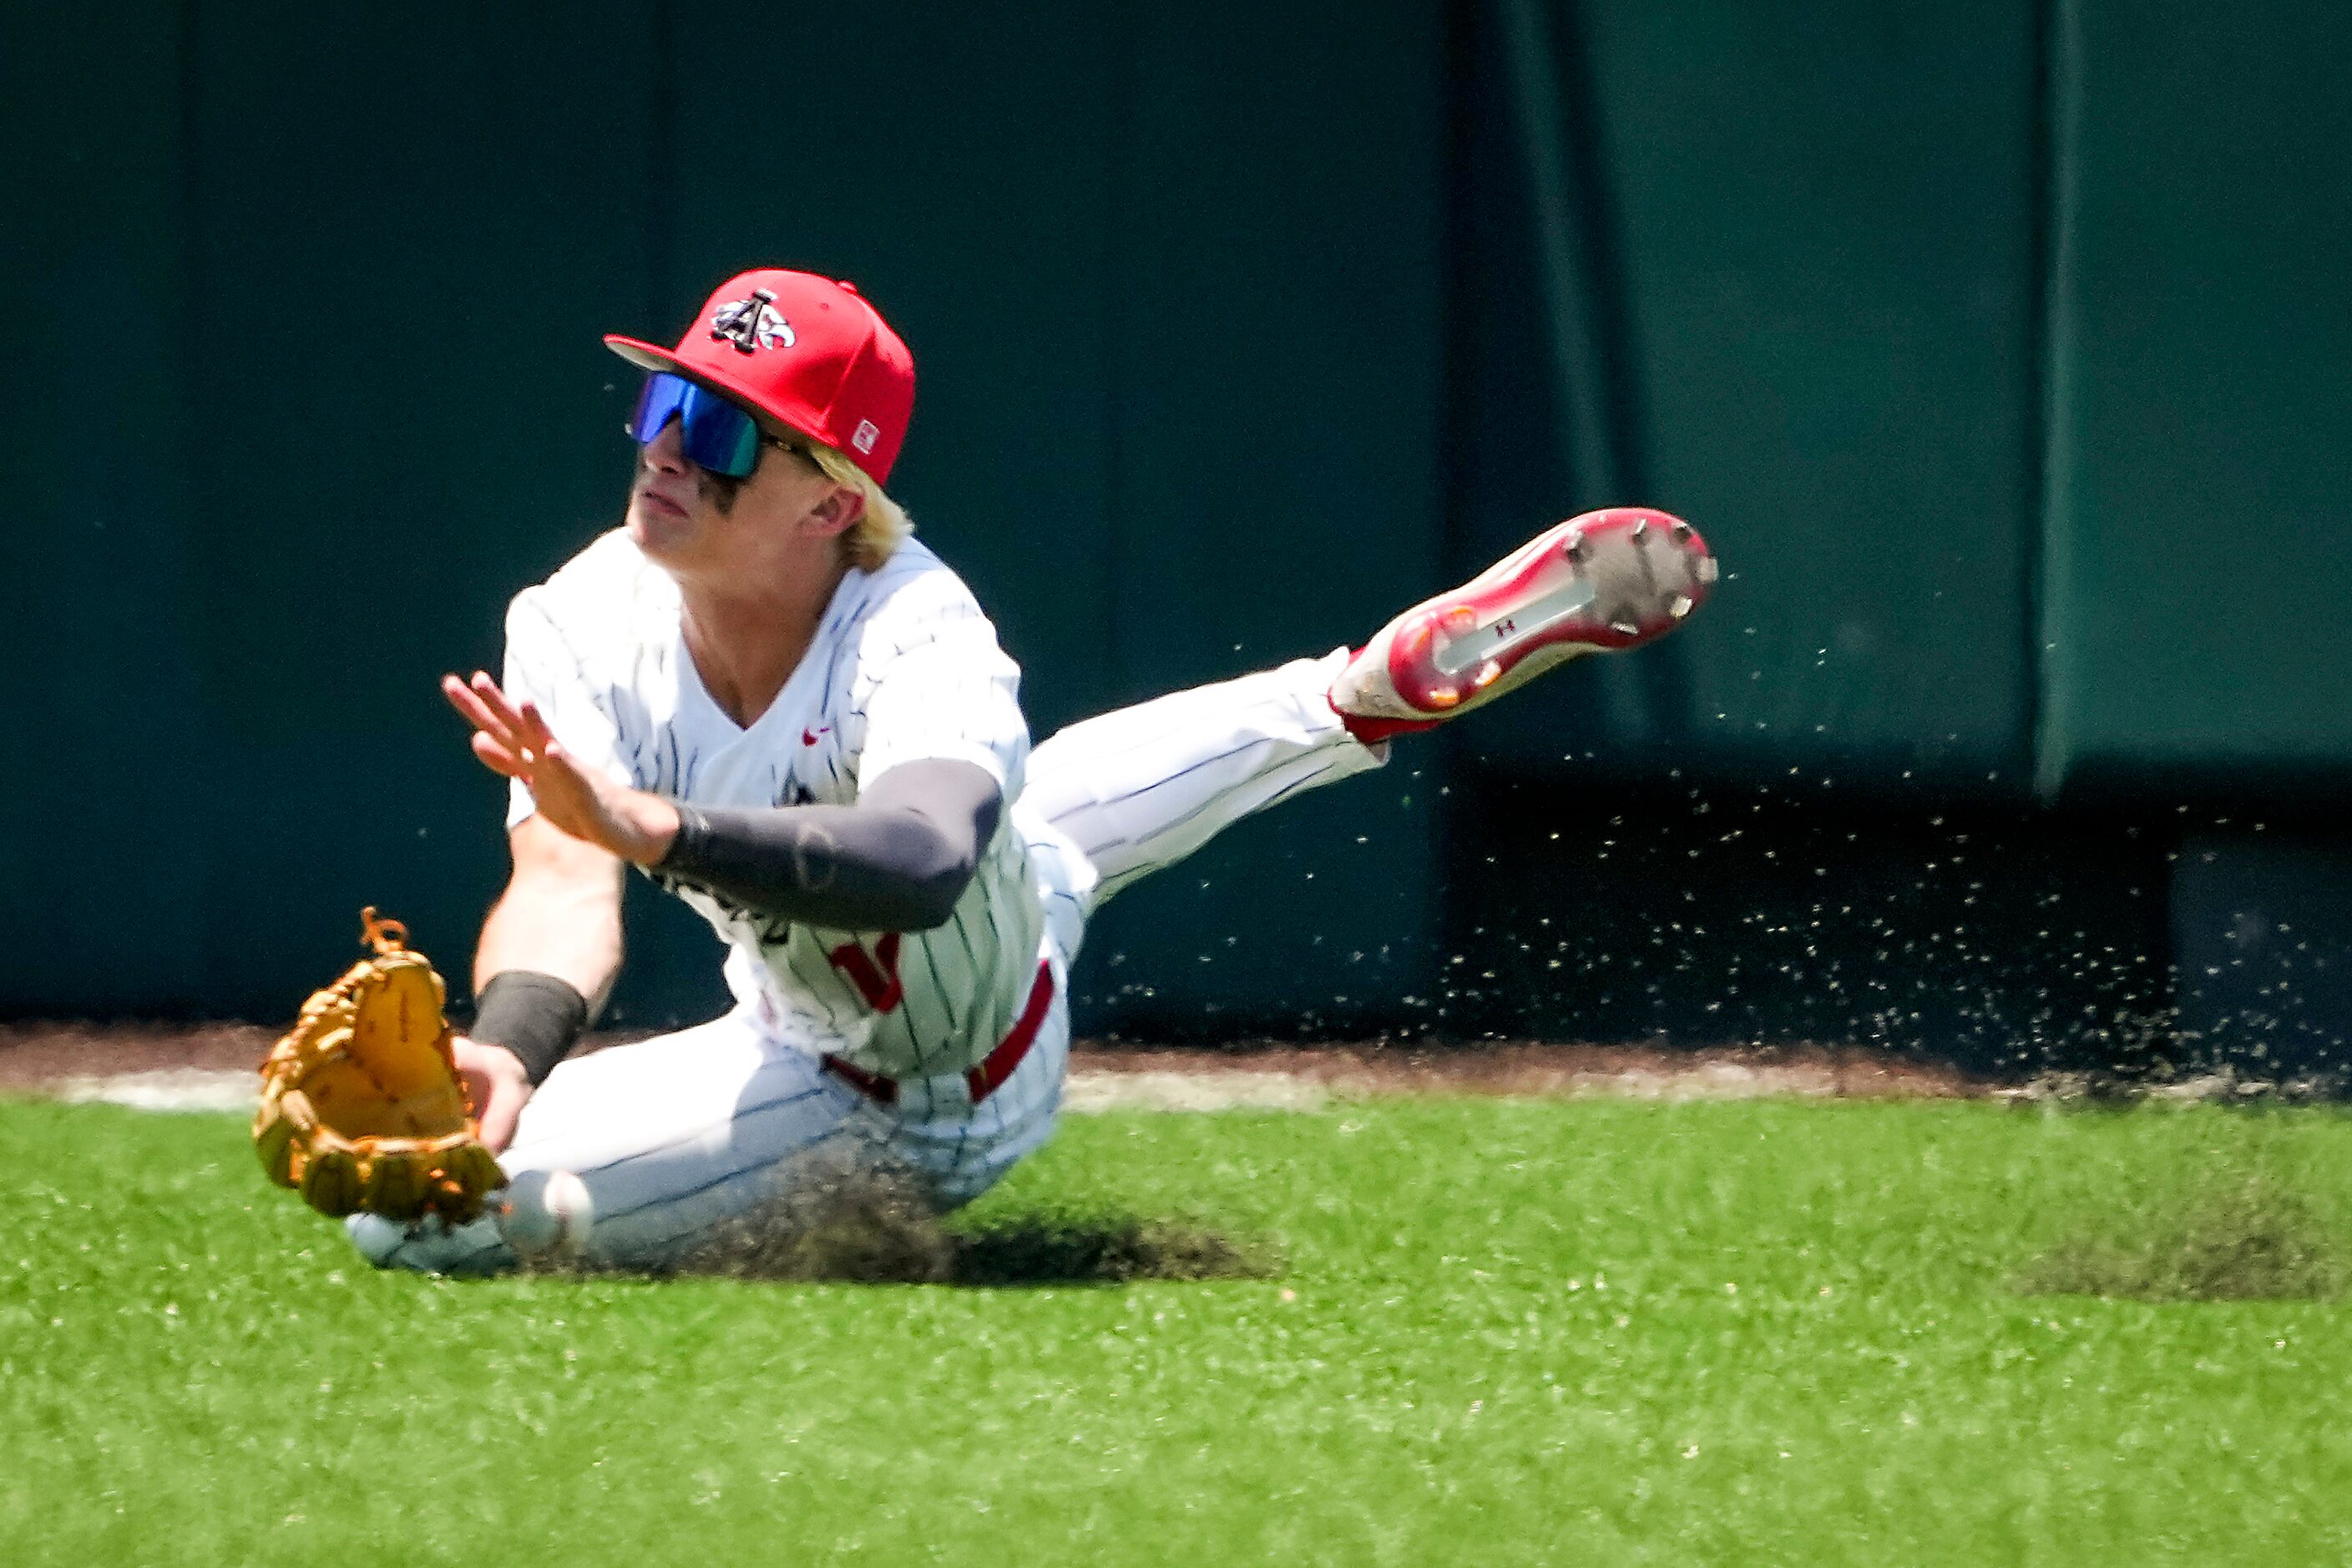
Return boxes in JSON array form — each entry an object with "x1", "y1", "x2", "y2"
[{"x1": 802, "y1": 726, "x2": 831, "y2": 746}]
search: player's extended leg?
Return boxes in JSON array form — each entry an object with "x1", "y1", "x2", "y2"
[
  {"x1": 1021, "y1": 649, "x2": 1383, "y2": 903},
  {"x1": 1022, "y1": 508, "x2": 1715, "y2": 903}
]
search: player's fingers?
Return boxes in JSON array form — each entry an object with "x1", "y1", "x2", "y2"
[
  {"x1": 443, "y1": 675, "x2": 514, "y2": 742},
  {"x1": 517, "y1": 701, "x2": 561, "y2": 757},
  {"x1": 440, "y1": 672, "x2": 485, "y2": 724},
  {"x1": 468, "y1": 672, "x2": 532, "y2": 736},
  {"x1": 469, "y1": 731, "x2": 525, "y2": 779},
  {"x1": 477, "y1": 1079, "x2": 529, "y2": 1155},
  {"x1": 463, "y1": 675, "x2": 544, "y2": 764}
]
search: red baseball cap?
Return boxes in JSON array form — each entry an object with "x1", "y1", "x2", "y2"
[{"x1": 604, "y1": 268, "x2": 917, "y2": 483}]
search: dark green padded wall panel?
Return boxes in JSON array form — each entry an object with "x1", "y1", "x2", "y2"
[
  {"x1": 0, "y1": 1, "x2": 1444, "y2": 1024},
  {"x1": 1079, "y1": 3, "x2": 1446, "y2": 1031},
  {"x1": 184, "y1": 3, "x2": 670, "y2": 1014},
  {"x1": 0, "y1": 5, "x2": 207, "y2": 1010},
  {"x1": 2038, "y1": 0, "x2": 2352, "y2": 788},
  {"x1": 43, "y1": 0, "x2": 2346, "y2": 1037},
  {"x1": 1461, "y1": 0, "x2": 2045, "y2": 787}
]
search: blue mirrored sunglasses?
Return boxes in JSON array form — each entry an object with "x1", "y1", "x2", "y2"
[{"x1": 626, "y1": 371, "x2": 781, "y2": 478}]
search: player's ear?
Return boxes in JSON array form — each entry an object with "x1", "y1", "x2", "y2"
[{"x1": 802, "y1": 485, "x2": 865, "y2": 539}]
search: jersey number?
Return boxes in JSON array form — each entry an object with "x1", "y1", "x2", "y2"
[{"x1": 826, "y1": 933, "x2": 904, "y2": 1014}]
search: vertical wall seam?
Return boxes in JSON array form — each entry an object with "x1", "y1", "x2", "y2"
[
  {"x1": 1551, "y1": 0, "x2": 1692, "y2": 743},
  {"x1": 2016, "y1": 0, "x2": 2051, "y2": 792},
  {"x1": 1492, "y1": 0, "x2": 1687, "y2": 748},
  {"x1": 1494, "y1": 0, "x2": 1616, "y2": 504},
  {"x1": 2032, "y1": 0, "x2": 2084, "y2": 802}
]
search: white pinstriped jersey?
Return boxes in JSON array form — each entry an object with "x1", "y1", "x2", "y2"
[{"x1": 499, "y1": 529, "x2": 1047, "y2": 1081}]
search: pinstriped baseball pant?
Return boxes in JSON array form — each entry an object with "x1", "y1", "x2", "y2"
[{"x1": 349, "y1": 650, "x2": 1381, "y2": 1274}]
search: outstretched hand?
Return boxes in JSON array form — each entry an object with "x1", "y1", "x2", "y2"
[
  {"x1": 453, "y1": 1034, "x2": 533, "y2": 1154},
  {"x1": 442, "y1": 672, "x2": 679, "y2": 865}
]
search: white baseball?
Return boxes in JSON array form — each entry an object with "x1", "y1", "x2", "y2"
[
  {"x1": 499, "y1": 1168, "x2": 594, "y2": 1261},
  {"x1": 544, "y1": 1171, "x2": 594, "y2": 1256}
]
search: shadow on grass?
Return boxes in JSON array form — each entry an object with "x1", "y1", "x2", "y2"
[
  {"x1": 2015, "y1": 1169, "x2": 2346, "y2": 1302},
  {"x1": 615, "y1": 1182, "x2": 1281, "y2": 1287},
  {"x1": 948, "y1": 1213, "x2": 1277, "y2": 1286}
]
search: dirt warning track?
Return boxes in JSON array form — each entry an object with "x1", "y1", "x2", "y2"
[{"x1": 2, "y1": 1023, "x2": 1984, "y2": 1113}]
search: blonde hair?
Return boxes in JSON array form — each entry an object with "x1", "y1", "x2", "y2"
[{"x1": 802, "y1": 440, "x2": 912, "y2": 572}]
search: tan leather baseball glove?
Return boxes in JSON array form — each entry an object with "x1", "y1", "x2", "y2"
[{"x1": 253, "y1": 908, "x2": 506, "y2": 1224}]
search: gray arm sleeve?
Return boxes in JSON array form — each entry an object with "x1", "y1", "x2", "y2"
[{"x1": 653, "y1": 757, "x2": 1004, "y2": 933}]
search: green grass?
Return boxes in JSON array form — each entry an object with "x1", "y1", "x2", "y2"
[{"x1": 7, "y1": 1095, "x2": 2352, "y2": 1565}]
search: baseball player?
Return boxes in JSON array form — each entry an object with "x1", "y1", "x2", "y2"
[{"x1": 350, "y1": 268, "x2": 1714, "y2": 1273}]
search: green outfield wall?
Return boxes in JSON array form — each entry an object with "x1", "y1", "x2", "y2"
[
  {"x1": 2036, "y1": 0, "x2": 2352, "y2": 789},
  {"x1": 5, "y1": 2, "x2": 2349, "y2": 1066}
]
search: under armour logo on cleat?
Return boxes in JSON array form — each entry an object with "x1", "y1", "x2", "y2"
[{"x1": 710, "y1": 288, "x2": 795, "y2": 353}]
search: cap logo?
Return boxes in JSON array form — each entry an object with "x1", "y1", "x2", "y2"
[
  {"x1": 709, "y1": 288, "x2": 795, "y2": 354},
  {"x1": 851, "y1": 419, "x2": 881, "y2": 454}
]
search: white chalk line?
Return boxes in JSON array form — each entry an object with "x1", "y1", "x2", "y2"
[{"x1": 51, "y1": 1069, "x2": 264, "y2": 1114}]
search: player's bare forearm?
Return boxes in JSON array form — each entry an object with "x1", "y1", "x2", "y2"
[
  {"x1": 450, "y1": 817, "x2": 621, "y2": 1150},
  {"x1": 475, "y1": 814, "x2": 626, "y2": 1014}
]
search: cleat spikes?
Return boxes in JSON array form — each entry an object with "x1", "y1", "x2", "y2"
[{"x1": 1331, "y1": 508, "x2": 1712, "y2": 724}]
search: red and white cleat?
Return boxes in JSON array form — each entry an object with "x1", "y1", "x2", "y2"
[{"x1": 1330, "y1": 508, "x2": 1717, "y2": 736}]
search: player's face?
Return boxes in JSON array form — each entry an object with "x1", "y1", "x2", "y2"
[{"x1": 626, "y1": 413, "x2": 859, "y2": 584}]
